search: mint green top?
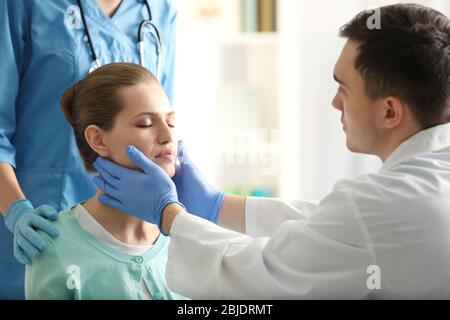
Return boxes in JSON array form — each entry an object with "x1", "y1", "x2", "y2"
[{"x1": 25, "y1": 208, "x2": 186, "y2": 300}]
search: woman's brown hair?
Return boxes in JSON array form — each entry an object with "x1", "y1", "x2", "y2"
[{"x1": 60, "y1": 62, "x2": 157, "y2": 171}]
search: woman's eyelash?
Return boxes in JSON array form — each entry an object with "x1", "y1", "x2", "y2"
[{"x1": 136, "y1": 124, "x2": 175, "y2": 128}]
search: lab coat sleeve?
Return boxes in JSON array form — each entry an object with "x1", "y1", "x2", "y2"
[
  {"x1": 160, "y1": 3, "x2": 177, "y2": 104},
  {"x1": 0, "y1": 0, "x2": 29, "y2": 168},
  {"x1": 166, "y1": 185, "x2": 374, "y2": 299},
  {"x1": 245, "y1": 196, "x2": 318, "y2": 237}
]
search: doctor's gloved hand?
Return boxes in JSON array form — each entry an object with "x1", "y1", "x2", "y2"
[
  {"x1": 172, "y1": 141, "x2": 224, "y2": 223},
  {"x1": 93, "y1": 145, "x2": 184, "y2": 233},
  {"x1": 4, "y1": 199, "x2": 60, "y2": 265}
]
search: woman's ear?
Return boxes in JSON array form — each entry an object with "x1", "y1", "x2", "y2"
[{"x1": 84, "y1": 125, "x2": 109, "y2": 157}]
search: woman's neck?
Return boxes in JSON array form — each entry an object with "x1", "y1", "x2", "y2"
[{"x1": 82, "y1": 190, "x2": 160, "y2": 246}]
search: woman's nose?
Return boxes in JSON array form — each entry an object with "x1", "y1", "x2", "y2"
[{"x1": 157, "y1": 122, "x2": 174, "y2": 144}]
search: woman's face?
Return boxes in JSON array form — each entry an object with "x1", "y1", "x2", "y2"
[{"x1": 101, "y1": 81, "x2": 178, "y2": 177}]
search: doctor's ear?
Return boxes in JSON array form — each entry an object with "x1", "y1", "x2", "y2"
[
  {"x1": 381, "y1": 96, "x2": 405, "y2": 129},
  {"x1": 84, "y1": 125, "x2": 109, "y2": 157}
]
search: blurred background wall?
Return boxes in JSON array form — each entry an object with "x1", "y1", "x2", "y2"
[{"x1": 171, "y1": 0, "x2": 450, "y2": 202}]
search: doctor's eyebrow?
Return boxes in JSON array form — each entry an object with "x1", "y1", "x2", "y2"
[
  {"x1": 333, "y1": 74, "x2": 348, "y2": 87},
  {"x1": 134, "y1": 111, "x2": 175, "y2": 118}
]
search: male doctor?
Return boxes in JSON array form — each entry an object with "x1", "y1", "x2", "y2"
[{"x1": 93, "y1": 4, "x2": 450, "y2": 299}]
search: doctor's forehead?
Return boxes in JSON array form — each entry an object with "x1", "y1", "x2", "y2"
[{"x1": 334, "y1": 41, "x2": 360, "y2": 81}]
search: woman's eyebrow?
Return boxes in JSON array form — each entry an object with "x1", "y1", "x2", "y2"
[{"x1": 133, "y1": 111, "x2": 175, "y2": 118}]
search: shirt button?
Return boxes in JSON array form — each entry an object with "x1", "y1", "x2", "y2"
[
  {"x1": 134, "y1": 256, "x2": 144, "y2": 264},
  {"x1": 155, "y1": 293, "x2": 163, "y2": 300}
]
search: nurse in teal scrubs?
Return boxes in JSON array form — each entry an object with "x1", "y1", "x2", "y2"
[{"x1": 0, "y1": 0, "x2": 177, "y2": 299}]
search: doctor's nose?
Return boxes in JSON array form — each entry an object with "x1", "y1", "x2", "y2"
[{"x1": 332, "y1": 93, "x2": 344, "y2": 112}]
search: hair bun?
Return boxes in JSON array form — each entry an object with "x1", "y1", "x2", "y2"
[{"x1": 60, "y1": 83, "x2": 80, "y2": 125}]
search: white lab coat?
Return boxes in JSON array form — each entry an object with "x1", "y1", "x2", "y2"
[{"x1": 166, "y1": 123, "x2": 450, "y2": 299}]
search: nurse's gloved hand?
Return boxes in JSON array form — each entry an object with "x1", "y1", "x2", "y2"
[
  {"x1": 172, "y1": 141, "x2": 224, "y2": 223},
  {"x1": 93, "y1": 145, "x2": 183, "y2": 233},
  {"x1": 4, "y1": 199, "x2": 60, "y2": 265}
]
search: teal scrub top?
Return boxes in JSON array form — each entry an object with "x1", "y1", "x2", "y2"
[{"x1": 0, "y1": 0, "x2": 177, "y2": 299}]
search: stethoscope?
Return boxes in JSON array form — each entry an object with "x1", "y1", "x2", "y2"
[{"x1": 76, "y1": 0, "x2": 163, "y2": 79}]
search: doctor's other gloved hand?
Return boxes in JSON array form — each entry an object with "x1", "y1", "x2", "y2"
[
  {"x1": 172, "y1": 140, "x2": 224, "y2": 223},
  {"x1": 4, "y1": 199, "x2": 60, "y2": 265},
  {"x1": 93, "y1": 145, "x2": 184, "y2": 233}
]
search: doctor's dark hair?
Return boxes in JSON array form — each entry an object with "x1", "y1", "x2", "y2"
[
  {"x1": 60, "y1": 63, "x2": 157, "y2": 172},
  {"x1": 340, "y1": 3, "x2": 450, "y2": 128}
]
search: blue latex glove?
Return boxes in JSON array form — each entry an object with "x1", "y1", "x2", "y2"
[
  {"x1": 4, "y1": 199, "x2": 60, "y2": 265},
  {"x1": 172, "y1": 141, "x2": 224, "y2": 223},
  {"x1": 93, "y1": 145, "x2": 183, "y2": 232}
]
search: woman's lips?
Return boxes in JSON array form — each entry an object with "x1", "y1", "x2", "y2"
[{"x1": 155, "y1": 151, "x2": 175, "y2": 161}]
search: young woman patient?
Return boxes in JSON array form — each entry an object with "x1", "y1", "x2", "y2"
[{"x1": 25, "y1": 63, "x2": 185, "y2": 300}]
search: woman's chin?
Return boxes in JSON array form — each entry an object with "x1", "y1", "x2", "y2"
[
  {"x1": 120, "y1": 157, "x2": 175, "y2": 176},
  {"x1": 151, "y1": 158, "x2": 174, "y2": 176},
  {"x1": 160, "y1": 163, "x2": 176, "y2": 177}
]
